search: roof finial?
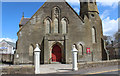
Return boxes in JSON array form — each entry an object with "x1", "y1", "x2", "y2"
[{"x1": 22, "y1": 12, "x2": 24, "y2": 17}]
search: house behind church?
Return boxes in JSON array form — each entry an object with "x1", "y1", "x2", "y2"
[{"x1": 0, "y1": 40, "x2": 16, "y2": 62}]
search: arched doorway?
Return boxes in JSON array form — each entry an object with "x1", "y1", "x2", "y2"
[{"x1": 52, "y1": 44, "x2": 62, "y2": 62}]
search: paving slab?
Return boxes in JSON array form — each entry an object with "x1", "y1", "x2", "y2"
[
  {"x1": 40, "y1": 64, "x2": 72, "y2": 74},
  {"x1": 1, "y1": 64, "x2": 72, "y2": 74}
]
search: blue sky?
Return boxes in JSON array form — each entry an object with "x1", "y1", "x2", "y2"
[{"x1": 0, "y1": 0, "x2": 119, "y2": 42}]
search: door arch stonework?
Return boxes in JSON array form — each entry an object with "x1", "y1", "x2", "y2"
[{"x1": 49, "y1": 41, "x2": 64, "y2": 63}]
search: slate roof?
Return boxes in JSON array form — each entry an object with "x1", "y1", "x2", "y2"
[
  {"x1": 19, "y1": 18, "x2": 30, "y2": 26},
  {"x1": 106, "y1": 41, "x2": 120, "y2": 48},
  {"x1": 113, "y1": 42, "x2": 120, "y2": 48},
  {"x1": 106, "y1": 44, "x2": 113, "y2": 48},
  {"x1": 1, "y1": 40, "x2": 16, "y2": 49}
]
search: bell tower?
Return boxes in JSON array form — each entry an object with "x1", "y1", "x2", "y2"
[
  {"x1": 80, "y1": 0, "x2": 104, "y2": 61},
  {"x1": 80, "y1": 0, "x2": 99, "y2": 19}
]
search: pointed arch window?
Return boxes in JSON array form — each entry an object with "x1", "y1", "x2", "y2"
[
  {"x1": 53, "y1": 7, "x2": 60, "y2": 18},
  {"x1": 52, "y1": 7, "x2": 60, "y2": 33},
  {"x1": 46, "y1": 19, "x2": 51, "y2": 33},
  {"x1": 54, "y1": 18, "x2": 58, "y2": 33},
  {"x1": 78, "y1": 44, "x2": 83, "y2": 55},
  {"x1": 61, "y1": 18, "x2": 68, "y2": 34},
  {"x1": 29, "y1": 44, "x2": 34, "y2": 56},
  {"x1": 92, "y1": 27, "x2": 96, "y2": 43},
  {"x1": 44, "y1": 17, "x2": 51, "y2": 34}
]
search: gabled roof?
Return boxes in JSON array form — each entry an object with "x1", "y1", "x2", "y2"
[
  {"x1": 19, "y1": 18, "x2": 30, "y2": 26},
  {"x1": 1, "y1": 40, "x2": 16, "y2": 49},
  {"x1": 18, "y1": 0, "x2": 84, "y2": 33}
]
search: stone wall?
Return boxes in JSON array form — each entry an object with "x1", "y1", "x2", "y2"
[
  {"x1": 2, "y1": 65, "x2": 34, "y2": 74},
  {"x1": 78, "y1": 60, "x2": 119, "y2": 69},
  {"x1": 1, "y1": 60, "x2": 119, "y2": 74}
]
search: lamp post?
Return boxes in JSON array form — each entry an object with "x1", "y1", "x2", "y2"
[
  {"x1": 34, "y1": 44, "x2": 41, "y2": 74},
  {"x1": 72, "y1": 45, "x2": 78, "y2": 71}
]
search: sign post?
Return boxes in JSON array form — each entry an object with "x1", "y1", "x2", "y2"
[
  {"x1": 34, "y1": 44, "x2": 41, "y2": 74},
  {"x1": 72, "y1": 45, "x2": 78, "y2": 71}
]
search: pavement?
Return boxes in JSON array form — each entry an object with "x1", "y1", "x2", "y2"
[
  {"x1": 0, "y1": 63, "x2": 73, "y2": 74},
  {"x1": 40, "y1": 64, "x2": 72, "y2": 74},
  {"x1": 0, "y1": 63, "x2": 120, "y2": 75},
  {"x1": 39, "y1": 64, "x2": 119, "y2": 75},
  {"x1": 56, "y1": 65, "x2": 119, "y2": 75}
]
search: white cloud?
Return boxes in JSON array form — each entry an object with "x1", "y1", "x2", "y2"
[
  {"x1": 102, "y1": 17, "x2": 118, "y2": 36},
  {"x1": 0, "y1": 38, "x2": 16, "y2": 43},
  {"x1": 65, "y1": 0, "x2": 119, "y2": 10},
  {"x1": 66, "y1": 0, "x2": 119, "y2": 8},
  {"x1": 97, "y1": 2, "x2": 118, "y2": 8},
  {"x1": 100, "y1": 10, "x2": 110, "y2": 20},
  {"x1": 100, "y1": 9, "x2": 118, "y2": 37}
]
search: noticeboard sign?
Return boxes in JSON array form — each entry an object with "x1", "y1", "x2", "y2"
[{"x1": 86, "y1": 48, "x2": 91, "y2": 54}]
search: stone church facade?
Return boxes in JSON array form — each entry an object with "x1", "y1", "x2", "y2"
[{"x1": 14, "y1": 0, "x2": 104, "y2": 64}]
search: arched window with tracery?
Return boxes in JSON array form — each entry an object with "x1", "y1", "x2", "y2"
[
  {"x1": 52, "y1": 7, "x2": 60, "y2": 33},
  {"x1": 53, "y1": 7, "x2": 60, "y2": 18},
  {"x1": 92, "y1": 27, "x2": 96, "y2": 43}
]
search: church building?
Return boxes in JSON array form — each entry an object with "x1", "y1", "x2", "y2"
[{"x1": 14, "y1": 0, "x2": 105, "y2": 64}]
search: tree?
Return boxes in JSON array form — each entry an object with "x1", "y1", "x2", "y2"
[
  {"x1": 103, "y1": 35, "x2": 112, "y2": 46},
  {"x1": 114, "y1": 29, "x2": 120, "y2": 42}
]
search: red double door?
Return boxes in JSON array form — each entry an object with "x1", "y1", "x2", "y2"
[{"x1": 52, "y1": 45, "x2": 62, "y2": 62}]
